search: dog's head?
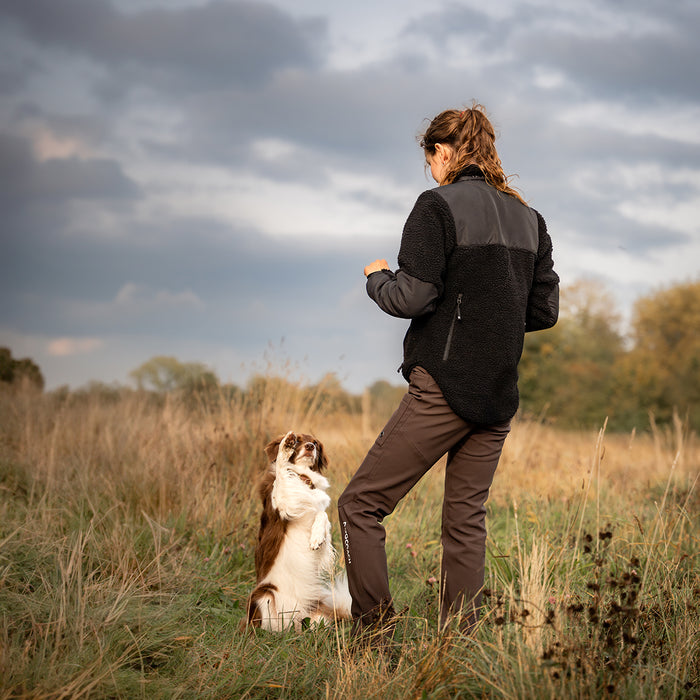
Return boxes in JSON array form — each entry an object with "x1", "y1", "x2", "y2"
[{"x1": 264, "y1": 432, "x2": 328, "y2": 473}]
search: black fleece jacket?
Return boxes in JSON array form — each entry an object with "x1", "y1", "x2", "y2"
[{"x1": 367, "y1": 166, "x2": 559, "y2": 425}]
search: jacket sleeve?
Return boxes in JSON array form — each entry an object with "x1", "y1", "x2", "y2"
[
  {"x1": 525, "y1": 211, "x2": 560, "y2": 332},
  {"x1": 366, "y1": 269, "x2": 439, "y2": 318},
  {"x1": 366, "y1": 190, "x2": 451, "y2": 319}
]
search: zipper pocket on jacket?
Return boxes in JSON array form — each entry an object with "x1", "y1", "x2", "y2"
[{"x1": 442, "y1": 293, "x2": 462, "y2": 362}]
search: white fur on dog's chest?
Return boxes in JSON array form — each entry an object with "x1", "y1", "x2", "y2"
[{"x1": 264, "y1": 521, "x2": 333, "y2": 588}]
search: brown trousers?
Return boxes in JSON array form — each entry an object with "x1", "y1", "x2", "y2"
[{"x1": 338, "y1": 366, "x2": 510, "y2": 632}]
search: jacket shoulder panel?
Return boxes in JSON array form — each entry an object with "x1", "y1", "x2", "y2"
[{"x1": 433, "y1": 179, "x2": 538, "y2": 252}]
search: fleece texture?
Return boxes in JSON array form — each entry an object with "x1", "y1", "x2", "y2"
[{"x1": 366, "y1": 166, "x2": 559, "y2": 425}]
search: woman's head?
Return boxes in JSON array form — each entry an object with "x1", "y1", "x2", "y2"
[{"x1": 419, "y1": 103, "x2": 525, "y2": 203}]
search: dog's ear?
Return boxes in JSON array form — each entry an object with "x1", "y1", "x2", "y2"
[
  {"x1": 264, "y1": 436, "x2": 283, "y2": 463},
  {"x1": 316, "y1": 440, "x2": 329, "y2": 472}
]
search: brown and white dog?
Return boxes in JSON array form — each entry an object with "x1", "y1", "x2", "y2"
[{"x1": 246, "y1": 430, "x2": 351, "y2": 631}]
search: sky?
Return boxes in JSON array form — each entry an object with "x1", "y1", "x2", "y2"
[{"x1": 1, "y1": 0, "x2": 699, "y2": 393}]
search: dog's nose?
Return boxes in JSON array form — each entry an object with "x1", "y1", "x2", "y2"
[{"x1": 304, "y1": 442, "x2": 315, "y2": 452}]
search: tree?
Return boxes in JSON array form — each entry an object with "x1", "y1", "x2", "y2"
[
  {"x1": 130, "y1": 356, "x2": 219, "y2": 395},
  {"x1": 304, "y1": 373, "x2": 361, "y2": 415},
  {"x1": 518, "y1": 280, "x2": 625, "y2": 428},
  {"x1": 611, "y1": 280, "x2": 700, "y2": 430},
  {"x1": 366, "y1": 379, "x2": 405, "y2": 423},
  {"x1": 0, "y1": 347, "x2": 44, "y2": 390},
  {"x1": 0, "y1": 348, "x2": 12, "y2": 383}
]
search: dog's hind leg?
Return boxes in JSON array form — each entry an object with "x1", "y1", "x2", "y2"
[{"x1": 247, "y1": 584, "x2": 280, "y2": 631}]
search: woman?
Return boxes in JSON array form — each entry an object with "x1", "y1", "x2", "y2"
[{"x1": 337, "y1": 104, "x2": 559, "y2": 639}]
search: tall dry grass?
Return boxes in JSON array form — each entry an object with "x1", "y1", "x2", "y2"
[{"x1": 0, "y1": 379, "x2": 698, "y2": 699}]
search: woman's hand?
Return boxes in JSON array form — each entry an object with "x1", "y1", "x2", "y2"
[{"x1": 364, "y1": 259, "x2": 390, "y2": 277}]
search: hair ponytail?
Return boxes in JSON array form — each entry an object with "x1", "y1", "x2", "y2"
[{"x1": 419, "y1": 103, "x2": 526, "y2": 204}]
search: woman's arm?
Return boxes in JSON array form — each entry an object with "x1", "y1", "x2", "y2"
[
  {"x1": 365, "y1": 190, "x2": 451, "y2": 319},
  {"x1": 525, "y1": 211, "x2": 559, "y2": 332}
]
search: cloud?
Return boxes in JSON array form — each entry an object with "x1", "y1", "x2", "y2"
[
  {"x1": 47, "y1": 336, "x2": 104, "y2": 357},
  {"x1": 402, "y1": 4, "x2": 494, "y2": 47},
  {"x1": 114, "y1": 282, "x2": 205, "y2": 311},
  {"x1": 1, "y1": 0, "x2": 325, "y2": 93},
  {"x1": 400, "y1": 1, "x2": 700, "y2": 104},
  {"x1": 0, "y1": 132, "x2": 140, "y2": 204},
  {"x1": 513, "y1": 7, "x2": 700, "y2": 102},
  {"x1": 556, "y1": 100, "x2": 700, "y2": 147}
]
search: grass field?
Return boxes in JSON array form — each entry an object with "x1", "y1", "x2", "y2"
[{"x1": 1, "y1": 380, "x2": 698, "y2": 699}]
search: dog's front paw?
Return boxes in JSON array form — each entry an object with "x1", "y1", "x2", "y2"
[
  {"x1": 309, "y1": 531, "x2": 326, "y2": 551},
  {"x1": 309, "y1": 513, "x2": 330, "y2": 550},
  {"x1": 278, "y1": 431, "x2": 297, "y2": 461}
]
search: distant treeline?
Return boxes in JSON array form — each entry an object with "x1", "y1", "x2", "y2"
[
  {"x1": 2, "y1": 279, "x2": 699, "y2": 433},
  {"x1": 518, "y1": 278, "x2": 700, "y2": 432}
]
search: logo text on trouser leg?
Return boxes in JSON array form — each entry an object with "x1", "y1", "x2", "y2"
[{"x1": 342, "y1": 521, "x2": 352, "y2": 564}]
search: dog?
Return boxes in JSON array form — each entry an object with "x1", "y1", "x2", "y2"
[{"x1": 245, "y1": 430, "x2": 352, "y2": 631}]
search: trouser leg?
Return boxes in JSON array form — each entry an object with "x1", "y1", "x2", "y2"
[
  {"x1": 337, "y1": 367, "x2": 472, "y2": 626},
  {"x1": 439, "y1": 421, "x2": 510, "y2": 632}
]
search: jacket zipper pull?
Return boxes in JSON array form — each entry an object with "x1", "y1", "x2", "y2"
[{"x1": 442, "y1": 294, "x2": 464, "y2": 363}]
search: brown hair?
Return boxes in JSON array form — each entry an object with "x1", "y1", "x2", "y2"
[{"x1": 419, "y1": 103, "x2": 526, "y2": 204}]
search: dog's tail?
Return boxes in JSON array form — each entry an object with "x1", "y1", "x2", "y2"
[{"x1": 322, "y1": 571, "x2": 352, "y2": 621}]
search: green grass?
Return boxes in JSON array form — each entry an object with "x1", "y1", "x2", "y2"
[{"x1": 0, "y1": 385, "x2": 698, "y2": 698}]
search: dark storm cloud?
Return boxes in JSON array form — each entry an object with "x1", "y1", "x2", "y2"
[
  {"x1": 147, "y1": 0, "x2": 697, "y2": 187},
  {"x1": 1, "y1": 0, "x2": 324, "y2": 91},
  {"x1": 1, "y1": 207, "x2": 373, "y2": 342},
  {"x1": 0, "y1": 132, "x2": 140, "y2": 205},
  {"x1": 10, "y1": 102, "x2": 111, "y2": 148},
  {"x1": 140, "y1": 48, "x2": 539, "y2": 185},
  {"x1": 161, "y1": 64, "x2": 438, "y2": 172},
  {"x1": 493, "y1": 112, "x2": 697, "y2": 255},
  {"x1": 518, "y1": 31, "x2": 700, "y2": 102},
  {"x1": 0, "y1": 23, "x2": 40, "y2": 96},
  {"x1": 402, "y1": 4, "x2": 493, "y2": 44},
  {"x1": 0, "y1": 131, "x2": 140, "y2": 321},
  {"x1": 0, "y1": 58, "x2": 34, "y2": 96},
  {"x1": 403, "y1": 1, "x2": 700, "y2": 102}
]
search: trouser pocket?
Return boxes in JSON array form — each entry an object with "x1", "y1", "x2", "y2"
[{"x1": 375, "y1": 393, "x2": 411, "y2": 446}]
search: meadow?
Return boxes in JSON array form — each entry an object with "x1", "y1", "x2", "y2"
[{"x1": 0, "y1": 379, "x2": 698, "y2": 699}]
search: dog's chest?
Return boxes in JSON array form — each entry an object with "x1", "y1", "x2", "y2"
[{"x1": 272, "y1": 521, "x2": 332, "y2": 571}]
